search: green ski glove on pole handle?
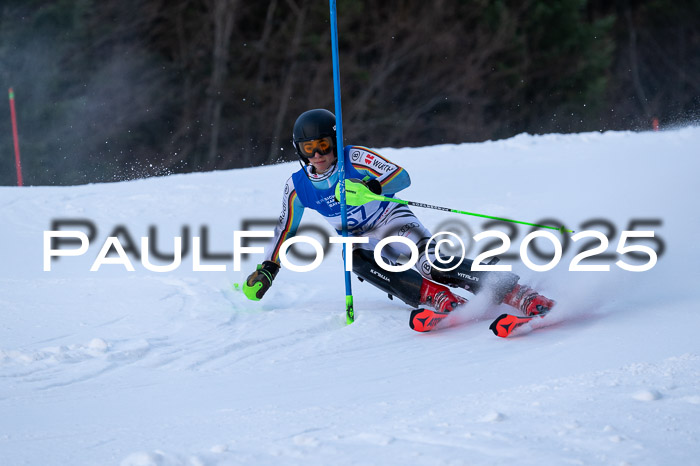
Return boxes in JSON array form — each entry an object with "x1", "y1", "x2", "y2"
[
  {"x1": 335, "y1": 179, "x2": 383, "y2": 206},
  {"x1": 335, "y1": 179, "x2": 574, "y2": 235},
  {"x1": 242, "y1": 261, "x2": 280, "y2": 301}
]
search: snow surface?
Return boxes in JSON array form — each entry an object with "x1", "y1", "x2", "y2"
[{"x1": 1, "y1": 127, "x2": 699, "y2": 465}]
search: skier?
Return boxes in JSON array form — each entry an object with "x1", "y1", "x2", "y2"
[{"x1": 243, "y1": 109, "x2": 554, "y2": 325}]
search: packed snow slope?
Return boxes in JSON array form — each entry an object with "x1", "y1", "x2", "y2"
[{"x1": 1, "y1": 127, "x2": 699, "y2": 466}]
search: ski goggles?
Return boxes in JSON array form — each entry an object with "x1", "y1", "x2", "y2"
[{"x1": 298, "y1": 136, "x2": 334, "y2": 159}]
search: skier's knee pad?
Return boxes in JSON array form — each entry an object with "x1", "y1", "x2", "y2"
[
  {"x1": 429, "y1": 256, "x2": 519, "y2": 304},
  {"x1": 352, "y1": 248, "x2": 423, "y2": 307}
]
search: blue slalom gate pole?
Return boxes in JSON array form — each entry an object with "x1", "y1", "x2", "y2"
[{"x1": 329, "y1": 0, "x2": 354, "y2": 324}]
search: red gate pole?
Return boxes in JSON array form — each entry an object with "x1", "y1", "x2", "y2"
[{"x1": 8, "y1": 87, "x2": 24, "y2": 186}]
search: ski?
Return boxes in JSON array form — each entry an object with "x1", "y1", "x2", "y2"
[
  {"x1": 489, "y1": 311, "x2": 552, "y2": 338},
  {"x1": 411, "y1": 308, "x2": 551, "y2": 336},
  {"x1": 489, "y1": 313, "x2": 536, "y2": 337},
  {"x1": 409, "y1": 308, "x2": 450, "y2": 332}
]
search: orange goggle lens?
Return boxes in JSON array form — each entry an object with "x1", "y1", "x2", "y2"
[{"x1": 299, "y1": 137, "x2": 333, "y2": 158}]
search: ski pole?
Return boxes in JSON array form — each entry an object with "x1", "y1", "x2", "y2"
[
  {"x1": 340, "y1": 180, "x2": 574, "y2": 235},
  {"x1": 396, "y1": 198, "x2": 573, "y2": 234}
]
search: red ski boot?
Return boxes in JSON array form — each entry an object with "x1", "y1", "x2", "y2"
[
  {"x1": 419, "y1": 279, "x2": 467, "y2": 313},
  {"x1": 502, "y1": 284, "x2": 555, "y2": 316}
]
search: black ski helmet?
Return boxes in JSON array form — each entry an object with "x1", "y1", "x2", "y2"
[{"x1": 292, "y1": 109, "x2": 336, "y2": 162}]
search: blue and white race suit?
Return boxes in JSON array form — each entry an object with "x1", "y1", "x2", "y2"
[{"x1": 264, "y1": 145, "x2": 437, "y2": 278}]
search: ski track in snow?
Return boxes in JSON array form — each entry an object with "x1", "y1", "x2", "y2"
[{"x1": 1, "y1": 128, "x2": 699, "y2": 465}]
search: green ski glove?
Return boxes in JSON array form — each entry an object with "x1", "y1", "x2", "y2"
[
  {"x1": 243, "y1": 261, "x2": 280, "y2": 301},
  {"x1": 334, "y1": 177, "x2": 383, "y2": 206}
]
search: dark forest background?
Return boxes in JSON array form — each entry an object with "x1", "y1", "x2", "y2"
[{"x1": 1, "y1": 0, "x2": 698, "y2": 185}]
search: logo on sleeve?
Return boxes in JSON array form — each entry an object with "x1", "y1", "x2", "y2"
[
  {"x1": 279, "y1": 201, "x2": 288, "y2": 225},
  {"x1": 364, "y1": 153, "x2": 375, "y2": 164},
  {"x1": 398, "y1": 222, "x2": 420, "y2": 236}
]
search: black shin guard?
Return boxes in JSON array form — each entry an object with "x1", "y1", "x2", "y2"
[
  {"x1": 352, "y1": 249, "x2": 423, "y2": 307},
  {"x1": 430, "y1": 257, "x2": 519, "y2": 304}
]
